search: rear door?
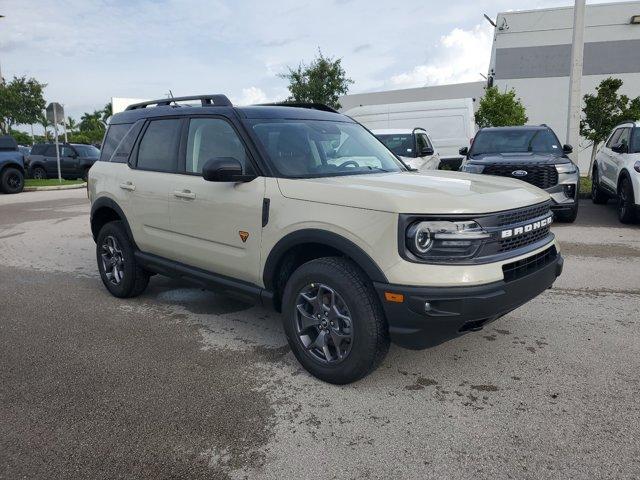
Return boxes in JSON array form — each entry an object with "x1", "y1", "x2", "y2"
[
  {"x1": 601, "y1": 128, "x2": 622, "y2": 189},
  {"x1": 44, "y1": 145, "x2": 60, "y2": 176},
  {"x1": 167, "y1": 116, "x2": 265, "y2": 284},
  {"x1": 60, "y1": 145, "x2": 78, "y2": 176},
  {"x1": 124, "y1": 117, "x2": 183, "y2": 258}
]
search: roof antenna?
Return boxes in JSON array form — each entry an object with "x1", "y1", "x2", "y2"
[{"x1": 167, "y1": 90, "x2": 178, "y2": 106}]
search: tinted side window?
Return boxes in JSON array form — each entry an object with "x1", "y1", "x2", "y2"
[
  {"x1": 136, "y1": 119, "x2": 181, "y2": 172},
  {"x1": 100, "y1": 123, "x2": 132, "y2": 162},
  {"x1": 109, "y1": 121, "x2": 144, "y2": 164},
  {"x1": 417, "y1": 133, "x2": 432, "y2": 153},
  {"x1": 618, "y1": 128, "x2": 631, "y2": 147},
  {"x1": 185, "y1": 118, "x2": 249, "y2": 174},
  {"x1": 61, "y1": 146, "x2": 75, "y2": 157},
  {"x1": 606, "y1": 128, "x2": 622, "y2": 148},
  {"x1": 45, "y1": 145, "x2": 58, "y2": 156},
  {"x1": 632, "y1": 128, "x2": 640, "y2": 153},
  {"x1": 31, "y1": 144, "x2": 46, "y2": 155}
]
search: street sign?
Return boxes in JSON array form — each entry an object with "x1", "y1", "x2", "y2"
[
  {"x1": 46, "y1": 102, "x2": 65, "y2": 125},
  {"x1": 46, "y1": 102, "x2": 64, "y2": 182}
]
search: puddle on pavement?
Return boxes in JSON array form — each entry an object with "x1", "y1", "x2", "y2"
[{"x1": 150, "y1": 278, "x2": 253, "y2": 315}]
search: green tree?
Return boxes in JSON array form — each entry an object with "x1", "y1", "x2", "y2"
[
  {"x1": 79, "y1": 110, "x2": 104, "y2": 132},
  {"x1": 37, "y1": 114, "x2": 51, "y2": 141},
  {"x1": 9, "y1": 129, "x2": 32, "y2": 145},
  {"x1": 66, "y1": 116, "x2": 78, "y2": 133},
  {"x1": 475, "y1": 86, "x2": 528, "y2": 128},
  {"x1": 101, "y1": 102, "x2": 112, "y2": 126},
  {"x1": 0, "y1": 76, "x2": 47, "y2": 134},
  {"x1": 580, "y1": 77, "x2": 640, "y2": 175},
  {"x1": 279, "y1": 50, "x2": 353, "y2": 109}
]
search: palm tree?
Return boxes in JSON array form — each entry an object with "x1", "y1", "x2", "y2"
[
  {"x1": 79, "y1": 110, "x2": 104, "y2": 132},
  {"x1": 101, "y1": 102, "x2": 112, "y2": 126},
  {"x1": 66, "y1": 116, "x2": 78, "y2": 133},
  {"x1": 38, "y1": 114, "x2": 51, "y2": 140}
]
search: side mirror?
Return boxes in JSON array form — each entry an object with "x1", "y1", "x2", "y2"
[
  {"x1": 459, "y1": 146, "x2": 469, "y2": 156},
  {"x1": 202, "y1": 157, "x2": 255, "y2": 182},
  {"x1": 420, "y1": 146, "x2": 435, "y2": 156},
  {"x1": 562, "y1": 144, "x2": 573, "y2": 154},
  {"x1": 611, "y1": 143, "x2": 628, "y2": 154}
]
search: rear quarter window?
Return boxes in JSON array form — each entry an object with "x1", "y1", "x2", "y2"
[{"x1": 100, "y1": 123, "x2": 133, "y2": 162}]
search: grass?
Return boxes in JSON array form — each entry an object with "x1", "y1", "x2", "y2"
[
  {"x1": 579, "y1": 176, "x2": 592, "y2": 199},
  {"x1": 25, "y1": 179, "x2": 84, "y2": 187}
]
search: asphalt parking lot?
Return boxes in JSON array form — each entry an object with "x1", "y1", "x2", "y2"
[{"x1": 1, "y1": 190, "x2": 639, "y2": 480}]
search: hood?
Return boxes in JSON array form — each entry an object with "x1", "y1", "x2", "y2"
[
  {"x1": 276, "y1": 171, "x2": 549, "y2": 214},
  {"x1": 468, "y1": 152, "x2": 569, "y2": 165}
]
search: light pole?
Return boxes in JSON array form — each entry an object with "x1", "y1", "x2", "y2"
[
  {"x1": 566, "y1": 0, "x2": 585, "y2": 167},
  {"x1": 0, "y1": 15, "x2": 5, "y2": 85}
]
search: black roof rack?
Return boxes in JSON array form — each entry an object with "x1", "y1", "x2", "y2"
[
  {"x1": 257, "y1": 102, "x2": 339, "y2": 113},
  {"x1": 125, "y1": 94, "x2": 233, "y2": 111}
]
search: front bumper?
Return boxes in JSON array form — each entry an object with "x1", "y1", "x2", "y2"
[
  {"x1": 547, "y1": 171, "x2": 579, "y2": 209},
  {"x1": 374, "y1": 247, "x2": 563, "y2": 350}
]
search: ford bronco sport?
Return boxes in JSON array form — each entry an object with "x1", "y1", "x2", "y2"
[{"x1": 89, "y1": 95, "x2": 563, "y2": 384}]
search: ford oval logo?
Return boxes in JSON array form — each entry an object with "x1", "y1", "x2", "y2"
[{"x1": 512, "y1": 170, "x2": 528, "y2": 177}]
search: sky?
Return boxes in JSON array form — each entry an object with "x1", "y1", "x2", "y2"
[{"x1": 0, "y1": 0, "x2": 621, "y2": 129}]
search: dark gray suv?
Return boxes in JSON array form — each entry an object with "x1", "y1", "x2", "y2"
[
  {"x1": 459, "y1": 126, "x2": 580, "y2": 222},
  {"x1": 27, "y1": 143, "x2": 100, "y2": 181}
]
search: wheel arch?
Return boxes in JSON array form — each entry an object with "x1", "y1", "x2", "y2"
[
  {"x1": 90, "y1": 197, "x2": 136, "y2": 246},
  {"x1": 263, "y1": 229, "x2": 388, "y2": 311},
  {"x1": 0, "y1": 161, "x2": 25, "y2": 177}
]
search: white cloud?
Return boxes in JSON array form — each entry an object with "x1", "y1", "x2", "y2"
[
  {"x1": 389, "y1": 22, "x2": 493, "y2": 88},
  {"x1": 235, "y1": 87, "x2": 270, "y2": 106}
]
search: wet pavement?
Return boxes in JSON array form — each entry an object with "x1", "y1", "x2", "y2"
[{"x1": 1, "y1": 190, "x2": 639, "y2": 479}]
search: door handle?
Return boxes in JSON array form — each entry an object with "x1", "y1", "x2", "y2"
[
  {"x1": 119, "y1": 182, "x2": 136, "y2": 191},
  {"x1": 173, "y1": 189, "x2": 196, "y2": 199}
]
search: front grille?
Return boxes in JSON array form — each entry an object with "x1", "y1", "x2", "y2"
[
  {"x1": 499, "y1": 224, "x2": 551, "y2": 252},
  {"x1": 483, "y1": 164, "x2": 558, "y2": 189},
  {"x1": 502, "y1": 246, "x2": 557, "y2": 282},
  {"x1": 495, "y1": 201, "x2": 551, "y2": 227}
]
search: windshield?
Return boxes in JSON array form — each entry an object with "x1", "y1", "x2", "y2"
[
  {"x1": 376, "y1": 134, "x2": 414, "y2": 157},
  {"x1": 74, "y1": 145, "x2": 100, "y2": 157},
  {"x1": 470, "y1": 129, "x2": 562, "y2": 156},
  {"x1": 248, "y1": 120, "x2": 405, "y2": 178}
]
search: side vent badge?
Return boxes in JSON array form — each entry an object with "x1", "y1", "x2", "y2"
[{"x1": 239, "y1": 231, "x2": 249, "y2": 243}]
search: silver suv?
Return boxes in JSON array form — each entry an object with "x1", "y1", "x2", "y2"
[{"x1": 89, "y1": 95, "x2": 563, "y2": 384}]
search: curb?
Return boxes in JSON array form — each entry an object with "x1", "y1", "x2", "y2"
[{"x1": 23, "y1": 182, "x2": 87, "y2": 192}]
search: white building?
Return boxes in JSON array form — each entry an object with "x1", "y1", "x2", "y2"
[{"x1": 489, "y1": 1, "x2": 640, "y2": 173}]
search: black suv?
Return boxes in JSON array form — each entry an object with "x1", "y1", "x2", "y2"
[
  {"x1": 459, "y1": 126, "x2": 580, "y2": 222},
  {"x1": 27, "y1": 143, "x2": 101, "y2": 181}
]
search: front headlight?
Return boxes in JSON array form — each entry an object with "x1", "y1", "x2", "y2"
[
  {"x1": 460, "y1": 163, "x2": 484, "y2": 174},
  {"x1": 405, "y1": 220, "x2": 490, "y2": 261},
  {"x1": 555, "y1": 163, "x2": 578, "y2": 174}
]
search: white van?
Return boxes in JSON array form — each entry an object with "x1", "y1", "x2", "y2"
[{"x1": 343, "y1": 98, "x2": 476, "y2": 168}]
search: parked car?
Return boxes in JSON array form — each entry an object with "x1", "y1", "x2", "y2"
[
  {"x1": 27, "y1": 143, "x2": 100, "y2": 181},
  {"x1": 89, "y1": 95, "x2": 563, "y2": 384},
  {"x1": 372, "y1": 128, "x2": 440, "y2": 171},
  {"x1": 459, "y1": 125, "x2": 580, "y2": 222},
  {"x1": 592, "y1": 121, "x2": 640, "y2": 223},
  {"x1": 0, "y1": 135, "x2": 26, "y2": 194},
  {"x1": 343, "y1": 98, "x2": 476, "y2": 170},
  {"x1": 18, "y1": 145, "x2": 31, "y2": 156}
]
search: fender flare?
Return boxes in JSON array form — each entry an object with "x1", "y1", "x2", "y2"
[
  {"x1": 90, "y1": 197, "x2": 136, "y2": 246},
  {"x1": 0, "y1": 161, "x2": 25, "y2": 176},
  {"x1": 262, "y1": 229, "x2": 388, "y2": 289}
]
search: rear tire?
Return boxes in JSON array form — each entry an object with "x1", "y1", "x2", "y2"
[
  {"x1": 591, "y1": 167, "x2": 608, "y2": 204},
  {"x1": 0, "y1": 167, "x2": 25, "y2": 194},
  {"x1": 281, "y1": 257, "x2": 389, "y2": 384},
  {"x1": 96, "y1": 221, "x2": 149, "y2": 298},
  {"x1": 32, "y1": 166, "x2": 47, "y2": 180},
  {"x1": 617, "y1": 176, "x2": 637, "y2": 224}
]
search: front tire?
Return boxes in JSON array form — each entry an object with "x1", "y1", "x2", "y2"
[
  {"x1": 282, "y1": 257, "x2": 389, "y2": 384},
  {"x1": 96, "y1": 221, "x2": 149, "y2": 298},
  {"x1": 617, "y1": 176, "x2": 637, "y2": 224},
  {"x1": 32, "y1": 166, "x2": 47, "y2": 180},
  {"x1": 0, "y1": 167, "x2": 25, "y2": 194},
  {"x1": 591, "y1": 167, "x2": 608, "y2": 204}
]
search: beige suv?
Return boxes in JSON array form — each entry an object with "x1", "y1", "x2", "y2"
[{"x1": 89, "y1": 95, "x2": 563, "y2": 384}]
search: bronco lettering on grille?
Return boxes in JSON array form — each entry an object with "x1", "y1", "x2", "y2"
[{"x1": 500, "y1": 216, "x2": 552, "y2": 239}]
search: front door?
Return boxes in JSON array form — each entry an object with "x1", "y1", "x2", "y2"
[{"x1": 168, "y1": 117, "x2": 265, "y2": 285}]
